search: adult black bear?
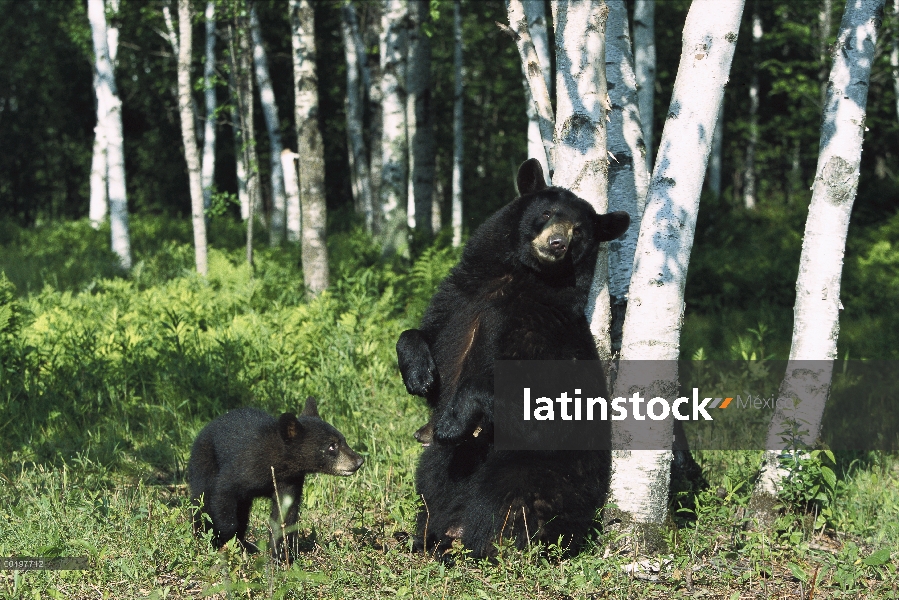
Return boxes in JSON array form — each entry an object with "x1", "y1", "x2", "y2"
[
  {"x1": 188, "y1": 398, "x2": 364, "y2": 559},
  {"x1": 398, "y1": 158, "x2": 628, "y2": 558}
]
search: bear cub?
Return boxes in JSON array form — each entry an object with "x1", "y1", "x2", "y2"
[{"x1": 188, "y1": 397, "x2": 363, "y2": 558}]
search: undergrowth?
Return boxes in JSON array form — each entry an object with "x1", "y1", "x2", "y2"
[{"x1": 0, "y1": 216, "x2": 896, "y2": 598}]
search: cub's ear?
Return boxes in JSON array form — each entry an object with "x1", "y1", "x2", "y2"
[
  {"x1": 516, "y1": 158, "x2": 548, "y2": 196},
  {"x1": 301, "y1": 396, "x2": 319, "y2": 418},
  {"x1": 594, "y1": 211, "x2": 630, "y2": 242},
  {"x1": 278, "y1": 413, "x2": 301, "y2": 442}
]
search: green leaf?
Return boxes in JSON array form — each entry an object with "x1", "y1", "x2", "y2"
[
  {"x1": 821, "y1": 466, "x2": 837, "y2": 490},
  {"x1": 862, "y1": 549, "x2": 891, "y2": 566},
  {"x1": 823, "y1": 449, "x2": 835, "y2": 464},
  {"x1": 788, "y1": 562, "x2": 808, "y2": 583}
]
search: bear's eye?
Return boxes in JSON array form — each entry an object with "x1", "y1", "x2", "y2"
[
  {"x1": 573, "y1": 227, "x2": 582, "y2": 236},
  {"x1": 541, "y1": 211, "x2": 551, "y2": 221},
  {"x1": 328, "y1": 442, "x2": 338, "y2": 454}
]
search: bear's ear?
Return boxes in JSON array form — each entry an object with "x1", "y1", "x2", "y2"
[
  {"x1": 301, "y1": 396, "x2": 319, "y2": 418},
  {"x1": 516, "y1": 158, "x2": 548, "y2": 196},
  {"x1": 278, "y1": 413, "x2": 301, "y2": 442},
  {"x1": 594, "y1": 211, "x2": 630, "y2": 242}
]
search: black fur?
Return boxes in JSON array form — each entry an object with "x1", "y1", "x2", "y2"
[
  {"x1": 188, "y1": 398, "x2": 364, "y2": 559},
  {"x1": 398, "y1": 158, "x2": 629, "y2": 558}
]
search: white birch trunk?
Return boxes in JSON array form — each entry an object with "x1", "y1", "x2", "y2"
[
  {"x1": 290, "y1": 0, "x2": 329, "y2": 295},
  {"x1": 88, "y1": 0, "x2": 131, "y2": 269},
  {"x1": 406, "y1": 0, "x2": 435, "y2": 237},
  {"x1": 379, "y1": 0, "x2": 409, "y2": 255},
  {"x1": 341, "y1": 2, "x2": 375, "y2": 233},
  {"x1": 552, "y1": 0, "x2": 612, "y2": 360},
  {"x1": 707, "y1": 100, "x2": 723, "y2": 197},
  {"x1": 633, "y1": 0, "x2": 656, "y2": 171},
  {"x1": 177, "y1": 0, "x2": 208, "y2": 276},
  {"x1": 743, "y1": 0, "x2": 761, "y2": 210},
  {"x1": 281, "y1": 149, "x2": 301, "y2": 243},
  {"x1": 605, "y1": 0, "x2": 650, "y2": 356},
  {"x1": 752, "y1": 0, "x2": 884, "y2": 518},
  {"x1": 452, "y1": 0, "x2": 464, "y2": 248},
  {"x1": 202, "y1": 1, "x2": 217, "y2": 211},
  {"x1": 819, "y1": 0, "x2": 834, "y2": 108},
  {"x1": 89, "y1": 74, "x2": 109, "y2": 228},
  {"x1": 368, "y1": 6, "x2": 385, "y2": 225},
  {"x1": 249, "y1": 2, "x2": 287, "y2": 246},
  {"x1": 230, "y1": 17, "x2": 261, "y2": 263},
  {"x1": 507, "y1": 0, "x2": 556, "y2": 178},
  {"x1": 891, "y1": 0, "x2": 899, "y2": 124},
  {"x1": 522, "y1": 0, "x2": 552, "y2": 176},
  {"x1": 608, "y1": 0, "x2": 745, "y2": 550}
]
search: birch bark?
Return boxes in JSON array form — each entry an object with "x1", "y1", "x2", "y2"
[
  {"x1": 280, "y1": 148, "x2": 301, "y2": 243},
  {"x1": 605, "y1": 0, "x2": 650, "y2": 356},
  {"x1": 707, "y1": 100, "x2": 723, "y2": 197},
  {"x1": 891, "y1": 0, "x2": 899, "y2": 124},
  {"x1": 743, "y1": 0, "x2": 761, "y2": 210},
  {"x1": 379, "y1": 0, "x2": 409, "y2": 256},
  {"x1": 522, "y1": 0, "x2": 552, "y2": 176},
  {"x1": 201, "y1": 1, "x2": 217, "y2": 211},
  {"x1": 452, "y1": 0, "x2": 464, "y2": 248},
  {"x1": 552, "y1": 0, "x2": 612, "y2": 359},
  {"x1": 177, "y1": 0, "x2": 208, "y2": 276},
  {"x1": 406, "y1": 0, "x2": 435, "y2": 237},
  {"x1": 249, "y1": 2, "x2": 287, "y2": 246},
  {"x1": 608, "y1": 0, "x2": 744, "y2": 551},
  {"x1": 88, "y1": 0, "x2": 131, "y2": 269},
  {"x1": 290, "y1": 0, "x2": 329, "y2": 295},
  {"x1": 506, "y1": 0, "x2": 555, "y2": 178},
  {"x1": 752, "y1": 0, "x2": 885, "y2": 522},
  {"x1": 633, "y1": 0, "x2": 655, "y2": 171},
  {"x1": 341, "y1": 2, "x2": 375, "y2": 233}
]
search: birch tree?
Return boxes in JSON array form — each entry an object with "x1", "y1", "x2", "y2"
[
  {"x1": 522, "y1": 0, "x2": 552, "y2": 176},
  {"x1": 892, "y1": 0, "x2": 899, "y2": 123},
  {"x1": 633, "y1": 0, "x2": 656, "y2": 170},
  {"x1": 819, "y1": 0, "x2": 834, "y2": 107},
  {"x1": 290, "y1": 0, "x2": 329, "y2": 295},
  {"x1": 249, "y1": 1, "x2": 287, "y2": 246},
  {"x1": 88, "y1": 0, "x2": 131, "y2": 269},
  {"x1": 605, "y1": 0, "x2": 650, "y2": 355},
  {"x1": 608, "y1": 0, "x2": 744, "y2": 551},
  {"x1": 505, "y1": 0, "x2": 555, "y2": 178},
  {"x1": 201, "y1": 1, "x2": 217, "y2": 211},
  {"x1": 88, "y1": 0, "x2": 121, "y2": 227},
  {"x1": 552, "y1": 0, "x2": 613, "y2": 359},
  {"x1": 743, "y1": 0, "x2": 762, "y2": 210},
  {"x1": 452, "y1": 0, "x2": 464, "y2": 248},
  {"x1": 341, "y1": 1, "x2": 375, "y2": 233},
  {"x1": 176, "y1": 0, "x2": 208, "y2": 276},
  {"x1": 229, "y1": 16, "x2": 260, "y2": 264},
  {"x1": 751, "y1": 0, "x2": 885, "y2": 523},
  {"x1": 281, "y1": 148, "x2": 301, "y2": 242},
  {"x1": 707, "y1": 101, "x2": 723, "y2": 197},
  {"x1": 406, "y1": 0, "x2": 436, "y2": 237},
  {"x1": 380, "y1": 0, "x2": 409, "y2": 255}
]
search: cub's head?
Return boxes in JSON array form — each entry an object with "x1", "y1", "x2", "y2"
[
  {"x1": 278, "y1": 397, "x2": 364, "y2": 477},
  {"x1": 515, "y1": 158, "x2": 629, "y2": 273}
]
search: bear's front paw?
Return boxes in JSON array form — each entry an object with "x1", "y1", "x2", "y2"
[
  {"x1": 434, "y1": 402, "x2": 482, "y2": 445},
  {"x1": 396, "y1": 329, "x2": 438, "y2": 397}
]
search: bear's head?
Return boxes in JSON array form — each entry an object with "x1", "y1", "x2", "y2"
[
  {"x1": 515, "y1": 158, "x2": 629, "y2": 274},
  {"x1": 278, "y1": 397, "x2": 365, "y2": 477}
]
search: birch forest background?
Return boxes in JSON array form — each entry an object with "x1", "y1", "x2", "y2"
[{"x1": 1, "y1": 0, "x2": 899, "y2": 597}]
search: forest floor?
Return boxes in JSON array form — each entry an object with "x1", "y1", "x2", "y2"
[{"x1": 0, "y1": 216, "x2": 896, "y2": 599}]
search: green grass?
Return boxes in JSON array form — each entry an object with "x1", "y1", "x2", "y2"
[{"x1": 0, "y1": 216, "x2": 897, "y2": 598}]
